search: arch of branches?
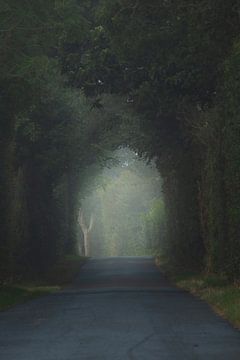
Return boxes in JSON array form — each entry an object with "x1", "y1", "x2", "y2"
[{"x1": 1, "y1": 0, "x2": 240, "y2": 280}]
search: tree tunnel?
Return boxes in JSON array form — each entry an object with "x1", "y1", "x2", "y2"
[{"x1": 1, "y1": 0, "x2": 240, "y2": 281}]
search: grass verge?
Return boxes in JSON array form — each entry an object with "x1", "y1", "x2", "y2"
[
  {"x1": 172, "y1": 272, "x2": 240, "y2": 329},
  {"x1": 0, "y1": 255, "x2": 87, "y2": 311},
  {"x1": 0, "y1": 286, "x2": 58, "y2": 311}
]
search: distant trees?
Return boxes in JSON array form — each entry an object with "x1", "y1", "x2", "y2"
[
  {"x1": 143, "y1": 198, "x2": 166, "y2": 255},
  {"x1": 81, "y1": 149, "x2": 165, "y2": 257}
]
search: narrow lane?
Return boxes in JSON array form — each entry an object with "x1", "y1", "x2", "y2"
[{"x1": 0, "y1": 257, "x2": 240, "y2": 359}]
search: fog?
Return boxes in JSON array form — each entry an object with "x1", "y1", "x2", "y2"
[{"x1": 80, "y1": 148, "x2": 166, "y2": 257}]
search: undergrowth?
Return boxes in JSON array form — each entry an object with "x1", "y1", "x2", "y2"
[{"x1": 0, "y1": 255, "x2": 87, "y2": 311}]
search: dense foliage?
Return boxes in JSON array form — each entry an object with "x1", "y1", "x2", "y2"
[
  {"x1": 1, "y1": 0, "x2": 240, "y2": 279},
  {"x1": 93, "y1": 0, "x2": 240, "y2": 277},
  {"x1": 0, "y1": 0, "x2": 121, "y2": 277}
]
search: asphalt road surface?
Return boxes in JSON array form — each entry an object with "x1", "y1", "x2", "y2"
[{"x1": 1, "y1": 256, "x2": 240, "y2": 359}]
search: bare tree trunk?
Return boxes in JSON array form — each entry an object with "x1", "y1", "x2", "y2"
[{"x1": 78, "y1": 209, "x2": 93, "y2": 256}]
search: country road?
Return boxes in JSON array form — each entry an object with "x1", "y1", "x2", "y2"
[{"x1": 0, "y1": 257, "x2": 240, "y2": 359}]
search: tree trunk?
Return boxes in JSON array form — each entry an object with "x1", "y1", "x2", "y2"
[{"x1": 78, "y1": 209, "x2": 93, "y2": 256}]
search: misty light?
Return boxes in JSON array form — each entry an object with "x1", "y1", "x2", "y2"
[{"x1": 80, "y1": 148, "x2": 166, "y2": 257}]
